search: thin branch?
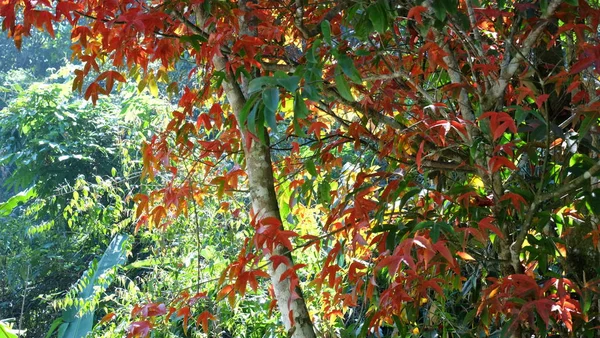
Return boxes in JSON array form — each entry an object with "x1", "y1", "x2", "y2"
[{"x1": 489, "y1": 0, "x2": 563, "y2": 102}]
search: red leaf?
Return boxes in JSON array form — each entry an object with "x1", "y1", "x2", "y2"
[
  {"x1": 533, "y1": 299, "x2": 554, "y2": 327},
  {"x1": 377, "y1": 254, "x2": 402, "y2": 276},
  {"x1": 416, "y1": 140, "x2": 425, "y2": 173},
  {"x1": 84, "y1": 82, "x2": 103, "y2": 105},
  {"x1": 127, "y1": 321, "x2": 152, "y2": 338},
  {"x1": 433, "y1": 241, "x2": 456, "y2": 267},
  {"x1": 535, "y1": 94, "x2": 550, "y2": 110},
  {"x1": 407, "y1": 6, "x2": 428, "y2": 24},
  {"x1": 500, "y1": 192, "x2": 527, "y2": 212},
  {"x1": 196, "y1": 311, "x2": 215, "y2": 334},
  {"x1": 478, "y1": 217, "x2": 505, "y2": 239},
  {"x1": 307, "y1": 121, "x2": 328, "y2": 140},
  {"x1": 270, "y1": 255, "x2": 291, "y2": 270},
  {"x1": 177, "y1": 306, "x2": 191, "y2": 335},
  {"x1": 139, "y1": 302, "x2": 166, "y2": 317},
  {"x1": 479, "y1": 112, "x2": 517, "y2": 141},
  {"x1": 96, "y1": 70, "x2": 126, "y2": 94},
  {"x1": 488, "y1": 156, "x2": 517, "y2": 173},
  {"x1": 570, "y1": 56, "x2": 595, "y2": 75},
  {"x1": 55, "y1": 1, "x2": 82, "y2": 23},
  {"x1": 217, "y1": 285, "x2": 234, "y2": 301}
]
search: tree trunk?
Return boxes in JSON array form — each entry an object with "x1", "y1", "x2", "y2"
[{"x1": 210, "y1": 38, "x2": 317, "y2": 338}]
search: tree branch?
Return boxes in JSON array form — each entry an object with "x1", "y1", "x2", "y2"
[{"x1": 489, "y1": 0, "x2": 563, "y2": 102}]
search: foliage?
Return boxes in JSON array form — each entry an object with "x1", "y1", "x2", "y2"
[
  {"x1": 51, "y1": 234, "x2": 129, "y2": 338},
  {"x1": 3, "y1": 0, "x2": 600, "y2": 337},
  {"x1": 0, "y1": 68, "x2": 168, "y2": 337},
  {"x1": 0, "y1": 22, "x2": 72, "y2": 78}
]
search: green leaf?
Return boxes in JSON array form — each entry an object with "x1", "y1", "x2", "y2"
[
  {"x1": 585, "y1": 189, "x2": 600, "y2": 214},
  {"x1": 414, "y1": 221, "x2": 434, "y2": 232},
  {"x1": 293, "y1": 92, "x2": 309, "y2": 137},
  {"x1": 247, "y1": 103, "x2": 260, "y2": 135},
  {"x1": 321, "y1": 20, "x2": 332, "y2": 45},
  {"x1": 0, "y1": 322, "x2": 20, "y2": 338},
  {"x1": 431, "y1": 0, "x2": 448, "y2": 21},
  {"x1": 318, "y1": 180, "x2": 331, "y2": 205},
  {"x1": 0, "y1": 188, "x2": 37, "y2": 216},
  {"x1": 431, "y1": 224, "x2": 441, "y2": 243},
  {"x1": 178, "y1": 34, "x2": 207, "y2": 50},
  {"x1": 256, "y1": 109, "x2": 267, "y2": 144},
  {"x1": 273, "y1": 72, "x2": 300, "y2": 92},
  {"x1": 338, "y1": 54, "x2": 362, "y2": 83},
  {"x1": 45, "y1": 318, "x2": 64, "y2": 338},
  {"x1": 334, "y1": 67, "x2": 354, "y2": 101},
  {"x1": 124, "y1": 257, "x2": 173, "y2": 270},
  {"x1": 262, "y1": 87, "x2": 279, "y2": 130},
  {"x1": 237, "y1": 93, "x2": 260, "y2": 128},
  {"x1": 248, "y1": 77, "x2": 277, "y2": 95},
  {"x1": 578, "y1": 114, "x2": 597, "y2": 139},
  {"x1": 60, "y1": 235, "x2": 128, "y2": 338},
  {"x1": 367, "y1": 4, "x2": 386, "y2": 34},
  {"x1": 399, "y1": 188, "x2": 421, "y2": 210},
  {"x1": 306, "y1": 160, "x2": 318, "y2": 177}
]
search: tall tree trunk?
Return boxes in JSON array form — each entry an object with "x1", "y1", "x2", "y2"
[{"x1": 207, "y1": 19, "x2": 317, "y2": 338}]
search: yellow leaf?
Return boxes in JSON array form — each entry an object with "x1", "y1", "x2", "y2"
[{"x1": 148, "y1": 77, "x2": 159, "y2": 97}]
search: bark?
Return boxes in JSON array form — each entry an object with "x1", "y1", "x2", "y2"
[
  {"x1": 208, "y1": 22, "x2": 317, "y2": 338},
  {"x1": 173, "y1": 5, "x2": 317, "y2": 335}
]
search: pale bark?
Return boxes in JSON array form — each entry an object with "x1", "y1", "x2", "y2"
[
  {"x1": 191, "y1": 9, "x2": 317, "y2": 338},
  {"x1": 213, "y1": 54, "x2": 316, "y2": 338},
  {"x1": 170, "y1": 6, "x2": 317, "y2": 337}
]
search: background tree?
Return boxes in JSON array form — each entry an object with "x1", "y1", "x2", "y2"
[{"x1": 3, "y1": 0, "x2": 600, "y2": 337}]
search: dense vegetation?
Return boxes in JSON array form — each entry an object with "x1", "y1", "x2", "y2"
[{"x1": 2, "y1": 0, "x2": 600, "y2": 337}]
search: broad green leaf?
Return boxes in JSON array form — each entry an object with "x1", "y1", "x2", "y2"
[
  {"x1": 237, "y1": 93, "x2": 260, "y2": 128},
  {"x1": 305, "y1": 160, "x2": 318, "y2": 177},
  {"x1": 0, "y1": 322, "x2": 19, "y2": 338},
  {"x1": 321, "y1": 20, "x2": 332, "y2": 45},
  {"x1": 273, "y1": 72, "x2": 300, "y2": 92},
  {"x1": 431, "y1": 0, "x2": 448, "y2": 21},
  {"x1": 262, "y1": 87, "x2": 279, "y2": 130},
  {"x1": 293, "y1": 92, "x2": 309, "y2": 137},
  {"x1": 338, "y1": 54, "x2": 362, "y2": 83},
  {"x1": 318, "y1": 181, "x2": 331, "y2": 205},
  {"x1": 367, "y1": 4, "x2": 386, "y2": 33},
  {"x1": 256, "y1": 109, "x2": 267, "y2": 144},
  {"x1": 334, "y1": 67, "x2": 354, "y2": 101},
  {"x1": 59, "y1": 234, "x2": 128, "y2": 338},
  {"x1": 0, "y1": 188, "x2": 37, "y2": 216},
  {"x1": 179, "y1": 34, "x2": 207, "y2": 50},
  {"x1": 247, "y1": 103, "x2": 260, "y2": 135},
  {"x1": 578, "y1": 114, "x2": 597, "y2": 139},
  {"x1": 248, "y1": 77, "x2": 277, "y2": 95}
]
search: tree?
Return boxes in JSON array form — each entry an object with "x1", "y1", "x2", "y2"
[
  {"x1": 3, "y1": 0, "x2": 600, "y2": 336},
  {"x1": 0, "y1": 70, "x2": 168, "y2": 337}
]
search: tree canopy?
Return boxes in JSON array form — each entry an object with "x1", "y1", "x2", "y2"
[{"x1": 3, "y1": 0, "x2": 600, "y2": 337}]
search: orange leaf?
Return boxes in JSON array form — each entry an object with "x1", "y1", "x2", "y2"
[
  {"x1": 456, "y1": 251, "x2": 475, "y2": 261},
  {"x1": 196, "y1": 311, "x2": 215, "y2": 334},
  {"x1": 99, "y1": 312, "x2": 116, "y2": 324},
  {"x1": 217, "y1": 285, "x2": 233, "y2": 301}
]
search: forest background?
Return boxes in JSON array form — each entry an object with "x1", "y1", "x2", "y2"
[{"x1": 2, "y1": 0, "x2": 600, "y2": 337}]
